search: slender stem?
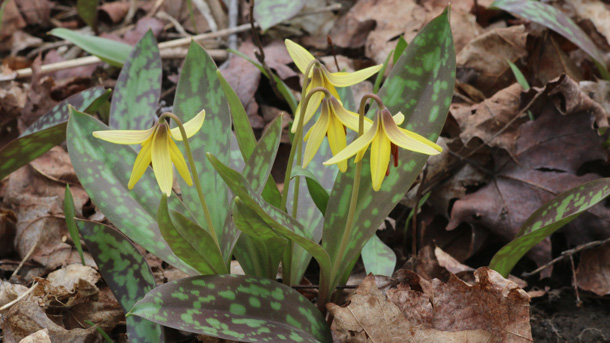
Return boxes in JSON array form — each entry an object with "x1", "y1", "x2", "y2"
[{"x1": 160, "y1": 113, "x2": 220, "y2": 248}]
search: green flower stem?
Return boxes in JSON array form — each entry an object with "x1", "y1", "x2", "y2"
[{"x1": 160, "y1": 112, "x2": 220, "y2": 249}]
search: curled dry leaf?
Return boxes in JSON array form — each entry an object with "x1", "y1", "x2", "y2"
[
  {"x1": 43, "y1": 264, "x2": 100, "y2": 307},
  {"x1": 575, "y1": 240, "x2": 610, "y2": 296},
  {"x1": 18, "y1": 329, "x2": 51, "y2": 343}
]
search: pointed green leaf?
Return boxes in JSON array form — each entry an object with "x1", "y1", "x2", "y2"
[
  {"x1": 0, "y1": 87, "x2": 108, "y2": 180},
  {"x1": 361, "y1": 234, "x2": 396, "y2": 277},
  {"x1": 290, "y1": 166, "x2": 329, "y2": 216},
  {"x1": 64, "y1": 185, "x2": 85, "y2": 265},
  {"x1": 173, "y1": 41, "x2": 235, "y2": 261},
  {"x1": 109, "y1": 30, "x2": 160, "y2": 130},
  {"x1": 253, "y1": 0, "x2": 306, "y2": 31},
  {"x1": 322, "y1": 8, "x2": 455, "y2": 289},
  {"x1": 490, "y1": 178, "x2": 610, "y2": 277},
  {"x1": 67, "y1": 108, "x2": 197, "y2": 274},
  {"x1": 131, "y1": 275, "x2": 331, "y2": 343},
  {"x1": 491, "y1": 0, "x2": 610, "y2": 79},
  {"x1": 233, "y1": 200, "x2": 287, "y2": 279},
  {"x1": 506, "y1": 59, "x2": 530, "y2": 90},
  {"x1": 49, "y1": 28, "x2": 131, "y2": 67},
  {"x1": 78, "y1": 221, "x2": 164, "y2": 343},
  {"x1": 157, "y1": 195, "x2": 227, "y2": 275},
  {"x1": 394, "y1": 36, "x2": 408, "y2": 65},
  {"x1": 243, "y1": 115, "x2": 282, "y2": 194},
  {"x1": 76, "y1": 0, "x2": 97, "y2": 31}
]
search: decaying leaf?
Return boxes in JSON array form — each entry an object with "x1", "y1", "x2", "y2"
[{"x1": 575, "y1": 240, "x2": 610, "y2": 296}]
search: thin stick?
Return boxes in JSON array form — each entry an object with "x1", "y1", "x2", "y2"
[
  {"x1": 0, "y1": 282, "x2": 39, "y2": 311},
  {"x1": 570, "y1": 255, "x2": 582, "y2": 307},
  {"x1": 11, "y1": 239, "x2": 39, "y2": 278}
]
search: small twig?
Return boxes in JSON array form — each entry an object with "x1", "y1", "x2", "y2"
[
  {"x1": 569, "y1": 255, "x2": 582, "y2": 307},
  {"x1": 192, "y1": 0, "x2": 218, "y2": 32},
  {"x1": 11, "y1": 239, "x2": 39, "y2": 278},
  {"x1": 412, "y1": 167, "x2": 428, "y2": 258},
  {"x1": 249, "y1": 0, "x2": 282, "y2": 100},
  {"x1": 124, "y1": 0, "x2": 138, "y2": 24},
  {"x1": 327, "y1": 35, "x2": 340, "y2": 72},
  {"x1": 156, "y1": 11, "x2": 191, "y2": 38},
  {"x1": 294, "y1": 3, "x2": 342, "y2": 18},
  {"x1": 522, "y1": 236, "x2": 610, "y2": 278},
  {"x1": 291, "y1": 284, "x2": 357, "y2": 289},
  {"x1": 0, "y1": 282, "x2": 39, "y2": 311}
]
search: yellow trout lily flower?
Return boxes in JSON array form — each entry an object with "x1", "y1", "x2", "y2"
[
  {"x1": 92, "y1": 110, "x2": 206, "y2": 196},
  {"x1": 285, "y1": 39, "x2": 382, "y2": 132},
  {"x1": 324, "y1": 109, "x2": 442, "y2": 191},
  {"x1": 303, "y1": 96, "x2": 373, "y2": 172}
]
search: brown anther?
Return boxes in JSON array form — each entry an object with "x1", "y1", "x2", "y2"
[{"x1": 391, "y1": 143, "x2": 399, "y2": 167}]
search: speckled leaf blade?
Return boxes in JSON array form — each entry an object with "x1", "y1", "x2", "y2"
[
  {"x1": 157, "y1": 195, "x2": 227, "y2": 275},
  {"x1": 290, "y1": 166, "x2": 329, "y2": 216},
  {"x1": 173, "y1": 41, "x2": 235, "y2": 260},
  {"x1": 109, "y1": 30, "x2": 160, "y2": 130},
  {"x1": 243, "y1": 115, "x2": 282, "y2": 194},
  {"x1": 0, "y1": 87, "x2": 107, "y2": 180},
  {"x1": 78, "y1": 221, "x2": 164, "y2": 343},
  {"x1": 66, "y1": 108, "x2": 197, "y2": 274},
  {"x1": 361, "y1": 234, "x2": 396, "y2": 277},
  {"x1": 207, "y1": 154, "x2": 331, "y2": 277},
  {"x1": 50, "y1": 28, "x2": 131, "y2": 67},
  {"x1": 253, "y1": 0, "x2": 306, "y2": 31},
  {"x1": 131, "y1": 274, "x2": 331, "y2": 343},
  {"x1": 322, "y1": 8, "x2": 455, "y2": 288},
  {"x1": 491, "y1": 0, "x2": 609, "y2": 79},
  {"x1": 233, "y1": 200, "x2": 287, "y2": 279},
  {"x1": 490, "y1": 178, "x2": 610, "y2": 277}
]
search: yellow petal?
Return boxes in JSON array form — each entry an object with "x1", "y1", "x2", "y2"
[
  {"x1": 291, "y1": 79, "x2": 325, "y2": 133},
  {"x1": 127, "y1": 136, "x2": 153, "y2": 189},
  {"x1": 303, "y1": 101, "x2": 331, "y2": 168},
  {"x1": 370, "y1": 131, "x2": 391, "y2": 192},
  {"x1": 382, "y1": 112, "x2": 442, "y2": 155},
  {"x1": 323, "y1": 64, "x2": 383, "y2": 87},
  {"x1": 324, "y1": 118, "x2": 378, "y2": 166},
  {"x1": 285, "y1": 39, "x2": 316, "y2": 75},
  {"x1": 151, "y1": 124, "x2": 173, "y2": 196},
  {"x1": 93, "y1": 127, "x2": 155, "y2": 144},
  {"x1": 169, "y1": 137, "x2": 193, "y2": 186},
  {"x1": 327, "y1": 113, "x2": 348, "y2": 172},
  {"x1": 170, "y1": 109, "x2": 206, "y2": 141},
  {"x1": 330, "y1": 97, "x2": 372, "y2": 132},
  {"x1": 392, "y1": 112, "x2": 405, "y2": 125}
]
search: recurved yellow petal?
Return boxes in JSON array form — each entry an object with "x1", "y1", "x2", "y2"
[
  {"x1": 382, "y1": 114, "x2": 442, "y2": 155},
  {"x1": 330, "y1": 97, "x2": 372, "y2": 132},
  {"x1": 291, "y1": 78, "x2": 325, "y2": 133},
  {"x1": 392, "y1": 112, "x2": 405, "y2": 125},
  {"x1": 327, "y1": 112, "x2": 348, "y2": 172},
  {"x1": 127, "y1": 136, "x2": 153, "y2": 189},
  {"x1": 169, "y1": 137, "x2": 193, "y2": 186},
  {"x1": 303, "y1": 102, "x2": 331, "y2": 168},
  {"x1": 93, "y1": 127, "x2": 155, "y2": 144},
  {"x1": 285, "y1": 39, "x2": 316, "y2": 75},
  {"x1": 324, "y1": 118, "x2": 378, "y2": 166},
  {"x1": 151, "y1": 124, "x2": 173, "y2": 196},
  {"x1": 370, "y1": 131, "x2": 391, "y2": 191},
  {"x1": 323, "y1": 64, "x2": 383, "y2": 87},
  {"x1": 170, "y1": 109, "x2": 206, "y2": 141}
]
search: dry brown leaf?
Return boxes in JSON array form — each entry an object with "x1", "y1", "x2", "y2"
[
  {"x1": 526, "y1": 31, "x2": 582, "y2": 87},
  {"x1": 122, "y1": 17, "x2": 165, "y2": 45},
  {"x1": 570, "y1": 0, "x2": 610, "y2": 47},
  {"x1": 18, "y1": 329, "x2": 51, "y2": 343},
  {"x1": 99, "y1": 1, "x2": 130, "y2": 23},
  {"x1": 20, "y1": 56, "x2": 56, "y2": 130},
  {"x1": 0, "y1": 0, "x2": 26, "y2": 41},
  {"x1": 580, "y1": 79, "x2": 610, "y2": 116},
  {"x1": 575, "y1": 240, "x2": 610, "y2": 296},
  {"x1": 14, "y1": 0, "x2": 51, "y2": 27},
  {"x1": 0, "y1": 209, "x2": 17, "y2": 258},
  {"x1": 0, "y1": 81, "x2": 27, "y2": 146},
  {"x1": 43, "y1": 264, "x2": 100, "y2": 307}
]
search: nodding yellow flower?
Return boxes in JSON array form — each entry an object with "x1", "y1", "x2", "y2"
[
  {"x1": 324, "y1": 108, "x2": 442, "y2": 191},
  {"x1": 92, "y1": 110, "x2": 206, "y2": 196},
  {"x1": 285, "y1": 39, "x2": 382, "y2": 133},
  {"x1": 303, "y1": 96, "x2": 373, "y2": 173}
]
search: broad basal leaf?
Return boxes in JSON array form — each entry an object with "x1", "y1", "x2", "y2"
[
  {"x1": 0, "y1": 87, "x2": 108, "y2": 180},
  {"x1": 50, "y1": 28, "x2": 131, "y2": 67},
  {"x1": 173, "y1": 41, "x2": 235, "y2": 261},
  {"x1": 322, "y1": 8, "x2": 455, "y2": 289},
  {"x1": 67, "y1": 108, "x2": 197, "y2": 274},
  {"x1": 78, "y1": 221, "x2": 164, "y2": 343},
  {"x1": 242, "y1": 115, "x2": 282, "y2": 195},
  {"x1": 490, "y1": 178, "x2": 610, "y2": 277},
  {"x1": 109, "y1": 30, "x2": 160, "y2": 130},
  {"x1": 253, "y1": 0, "x2": 306, "y2": 31},
  {"x1": 130, "y1": 275, "x2": 331, "y2": 343}
]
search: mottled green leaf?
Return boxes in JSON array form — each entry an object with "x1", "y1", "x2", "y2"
[
  {"x1": 78, "y1": 221, "x2": 164, "y2": 343},
  {"x1": 228, "y1": 49, "x2": 298, "y2": 113},
  {"x1": 67, "y1": 108, "x2": 197, "y2": 274},
  {"x1": 158, "y1": 195, "x2": 227, "y2": 275},
  {"x1": 322, "y1": 8, "x2": 455, "y2": 289},
  {"x1": 491, "y1": 0, "x2": 610, "y2": 79},
  {"x1": 173, "y1": 41, "x2": 235, "y2": 262},
  {"x1": 490, "y1": 178, "x2": 610, "y2": 277},
  {"x1": 290, "y1": 166, "x2": 329, "y2": 216},
  {"x1": 394, "y1": 36, "x2": 408, "y2": 65},
  {"x1": 50, "y1": 28, "x2": 131, "y2": 67},
  {"x1": 109, "y1": 30, "x2": 160, "y2": 130},
  {"x1": 253, "y1": 0, "x2": 306, "y2": 31},
  {"x1": 64, "y1": 185, "x2": 85, "y2": 265},
  {"x1": 131, "y1": 274, "x2": 331, "y2": 343},
  {"x1": 0, "y1": 87, "x2": 108, "y2": 181},
  {"x1": 76, "y1": 0, "x2": 97, "y2": 31},
  {"x1": 233, "y1": 200, "x2": 287, "y2": 279},
  {"x1": 243, "y1": 115, "x2": 282, "y2": 194},
  {"x1": 361, "y1": 234, "x2": 396, "y2": 277}
]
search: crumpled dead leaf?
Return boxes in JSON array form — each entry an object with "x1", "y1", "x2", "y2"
[
  {"x1": 329, "y1": 268, "x2": 532, "y2": 342},
  {"x1": 575, "y1": 240, "x2": 610, "y2": 296},
  {"x1": 42, "y1": 264, "x2": 100, "y2": 307},
  {"x1": 18, "y1": 329, "x2": 51, "y2": 343}
]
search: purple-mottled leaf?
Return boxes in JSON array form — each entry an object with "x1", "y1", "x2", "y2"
[
  {"x1": 491, "y1": 0, "x2": 610, "y2": 79},
  {"x1": 322, "y1": 8, "x2": 455, "y2": 289},
  {"x1": 67, "y1": 108, "x2": 197, "y2": 275},
  {"x1": 173, "y1": 42, "x2": 236, "y2": 262},
  {"x1": 78, "y1": 221, "x2": 164, "y2": 343},
  {"x1": 157, "y1": 195, "x2": 227, "y2": 275},
  {"x1": 243, "y1": 115, "x2": 282, "y2": 194},
  {"x1": 109, "y1": 30, "x2": 160, "y2": 130},
  {"x1": 490, "y1": 178, "x2": 610, "y2": 277},
  {"x1": 131, "y1": 274, "x2": 331, "y2": 343},
  {"x1": 0, "y1": 87, "x2": 108, "y2": 180},
  {"x1": 253, "y1": 0, "x2": 306, "y2": 31}
]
